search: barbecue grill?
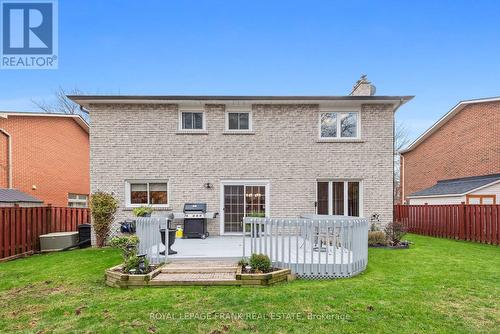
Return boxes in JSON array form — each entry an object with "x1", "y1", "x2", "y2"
[{"x1": 173, "y1": 203, "x2": 217, "y2": 239}]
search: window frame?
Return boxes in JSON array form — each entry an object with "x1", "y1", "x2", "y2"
[
  {"x1": 315, "y1": 179, "x2": 363, "y2": 217},
  {"x1": 225, "y1": 110, "x2": 253, "y2": 132},
  {"x1": 178, "y1": 110, "x2": 206, "y2": 132},
  {"x1": 125, "y1": 180, "x2": 170, "y2": 208},
  {"x1": 318, "y1": 109, "x2": 361, "y2": 140},
  {"x1": 67, "y1": 193, "x2": 88, "y2": 208}
]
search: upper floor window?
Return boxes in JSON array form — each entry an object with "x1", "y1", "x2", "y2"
[
  {"x1": 180, "y1": 111, "x2": 204, "y2": 130},
  {"x1": 226, "y1": 112, "x2": 252, "y2": 131},
  {"x1": 320, "y1": 111, "x2": 359, "y2": 139},
  {"x1": 126, "y1": 180, "x2": 168, "y2": 207}
]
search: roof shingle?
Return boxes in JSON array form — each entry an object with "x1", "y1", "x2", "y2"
[
  {"x1": 409, "y1": 174, "x2": 500, "y2": 197},
  {"x1": 0, "y1": 189, "x2": 43, "y2": 203}
]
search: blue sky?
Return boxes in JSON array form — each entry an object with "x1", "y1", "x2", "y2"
[{"x1": 1, "y1": 0, "x2": 499, "y2": 141}]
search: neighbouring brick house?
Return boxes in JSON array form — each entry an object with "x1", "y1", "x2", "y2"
[
  {"x1": 400, "y1": 97, "x2": 500, "y2": 204},
  {"x1": 69, "y1": 77, "x2": 412, "y2": 239},
  {"x1": 0, "y1": 112, "x2": 90, "y2": 207}
]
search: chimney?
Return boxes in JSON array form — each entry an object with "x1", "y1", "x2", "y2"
[{"x1": 350, "y1": 74, "x2": 376, "y2": 96}]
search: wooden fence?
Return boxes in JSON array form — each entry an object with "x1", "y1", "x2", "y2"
[
  {"x1": 0, "y1": 206, "x2": 90, "y2": 261},
  {"x1": 394, "y1": 204, "x2": 500, "y2": 245}
]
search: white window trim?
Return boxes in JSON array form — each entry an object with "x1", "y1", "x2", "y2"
[
  {"x1": 68, "y1": 194, "x2": 89, "y2": 208},
  {"x1": 315, "y1": 179, "x2": 363, "y2": 217},
  {"x1": 178, "y1": 109, "x2": 206, "y2": 132},
  {"x1": 318, "y1": 108, "x2": 361, "y2": 140},
  {"x1": 224, "y1": 110, "x2": 253, "y2": 132},
  {"x1": 125, "y1": 179, "x2": 170, "y2": 208}
]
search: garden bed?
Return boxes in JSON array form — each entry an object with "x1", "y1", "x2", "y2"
[
  {"x1": 236, "y1": 267, "x2": 294, "y2": 286},
  {"x1": 105, "y1": 264, "x2": 163, "y2": 288}
]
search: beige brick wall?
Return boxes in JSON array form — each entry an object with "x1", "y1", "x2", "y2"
[{"x1": 89, "y1": 102, "x2": 395, "y2": 240}]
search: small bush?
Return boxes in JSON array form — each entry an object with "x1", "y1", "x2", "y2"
[
  {"x1": 109, "y1": 235, "x2": 149, "y2": 273},
  {"x1": 238, "y1": 258, "x2": 249, "y2": 267},
  {"x1": 90, "y1": 192, "x2": 118, "y2": 247},
  {"x1": 249, "y1": 253, "x2": 271, "y2": 273},
  {"x1": 384, "y1": 221, "x2": 407, "y2": 246},
  {"x1": 110, "y1": 235, "x2": 139, "y2": 260},
  {"x1": 133, "y1": 206, "x2": 153, "y2": 217},
  {"x1": 368, "y1": 231, "x2": 387, "y2": 246},
  {"x1": 247, "y1": 211, "x2": 265, "y2": 218}
]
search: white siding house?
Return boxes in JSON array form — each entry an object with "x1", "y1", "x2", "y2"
[{"x1": 407, "y1": 174, "x2": 500, "y2": 205}]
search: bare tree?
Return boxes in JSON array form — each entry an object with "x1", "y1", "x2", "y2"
[
  {"x1": 394, "y1": 122, "x2": 411, "y2": 204},
  {"x1": 32, "y1": 87, "x2": 89, "y2": 121}
]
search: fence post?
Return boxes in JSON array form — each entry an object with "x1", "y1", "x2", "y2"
[
  {"x1": 46, "y1": 204, "x2": 53, "y2": 233},
  {"x1": 459, "y1": 203, "x2": 465, "y2": 240}
]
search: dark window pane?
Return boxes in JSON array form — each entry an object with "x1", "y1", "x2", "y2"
[
  {"x1": 224, "y1": 185, "x2": 244, "y2": 232},
  {"x1": 193, "y1": 112, "x2": 203, "y2": 129},
  {"x1": 320, "y1": 112, "x2": 337, "y2": 137},
  {"x1": 317, "y1": 182, "x2": 329, "y2": 214},
  {"x1": 348, "y1": 182, "x2": 359, "y2": 216},
  {"x1": 149, "y1": 183, "x2": 168, "y2": 204},
  {"x1": 131, "y1": 183, "x2": 148, "y2": 204},
  {"x1": 239, "y1": 113, "x2": 249, "y2": 129},
  {"x1": 228, "y1": 113, "x2": 239, "y2": 129},
  {"x1": 340, "y1": 112, "x2": 357, "y2": 137},
  {"x1": 182, "y1": 112, "x2": 193, "y2": 129},
  {"x1": 332, "y1": 182, "x2": 344, "y2": 215}
]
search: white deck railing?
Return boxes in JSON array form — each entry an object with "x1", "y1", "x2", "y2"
[
  {"x1": 135, "y1": 217, "x2": 169, "y2": 265},
  {"x1": 243, "y1": 215, "x2": 368, "y2": 279}
]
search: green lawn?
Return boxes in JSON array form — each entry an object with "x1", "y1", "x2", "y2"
[{"x1": 0, "y1": 234, "x2": 498, "y2": 334}]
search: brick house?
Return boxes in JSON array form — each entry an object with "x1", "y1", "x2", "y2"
[
  {"x1": 0, "y1": 112, "x2": 90, "y2": 207},
  {"x1": 69, "y1": 77, "x2": 412, "y2": 237},
  {"x1": 400, "y1": 97, "x2": 500, "y2": 204}
]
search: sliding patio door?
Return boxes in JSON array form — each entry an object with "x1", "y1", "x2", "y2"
[
  {"x1": 221, "y1": 182, "x2": 268, "y2": 234},
  {"x1": 316, "y1": 180, "x2": 361, "y2": 216}
]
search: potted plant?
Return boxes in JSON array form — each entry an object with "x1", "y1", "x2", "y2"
[
  {"x1": 133, "y1": 206, "x2": 153, "y2": 217},
  {"x1": 246, "y1": 211, "x2": 266, "y2": 237}
]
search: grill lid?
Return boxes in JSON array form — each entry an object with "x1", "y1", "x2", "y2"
[{"x1": 183, "y1": 203, "x2": 207, "y2": 212}]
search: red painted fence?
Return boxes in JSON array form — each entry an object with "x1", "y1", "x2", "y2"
[
  {"x1": 394, "y1": 204, "x2": 500, "y2": 245},
  {"x1": 0, "y1": 206, "x2": 90, "y2": 261}
]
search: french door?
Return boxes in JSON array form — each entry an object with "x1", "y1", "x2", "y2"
[
  {"x1": 317, "y1": 180, "x2": 361, "y2": 217},
  {"x1": 221, "y1": 181, "x2": 269, "y2": 234}
]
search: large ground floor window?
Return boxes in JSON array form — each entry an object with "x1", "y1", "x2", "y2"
[{"x1": 317, "y1": 180, "x2": 361, "y2": 216}]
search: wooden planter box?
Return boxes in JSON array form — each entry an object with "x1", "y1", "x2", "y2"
[
  {"x1": 105, "y1": 264, "x2": 163, "y2": 288},
  {"x1": 236, "y1": 268, "x2": 294, "y2": 286}
]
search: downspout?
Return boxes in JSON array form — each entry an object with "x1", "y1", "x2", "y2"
[
  {"x1": 392, "y1": 98, "x2": 404, "y2": 206},
  {"x1": 0, "y1": 128, "x2": 12, "y2": 188}
]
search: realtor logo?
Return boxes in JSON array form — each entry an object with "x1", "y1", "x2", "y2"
[{"x1": 1, "y1": 0, "x2": 58, "y2": 69}]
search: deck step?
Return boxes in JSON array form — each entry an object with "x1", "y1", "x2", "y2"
[
  {"x1": 151, "y1": 272, "x2": 238, "y2": 286},
  {"x1": 161, "y1": 260, "x2": 238, "y2": 273},
  {"x1": 161, "y1": 267, "x2": 238, "y2": 273}
]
